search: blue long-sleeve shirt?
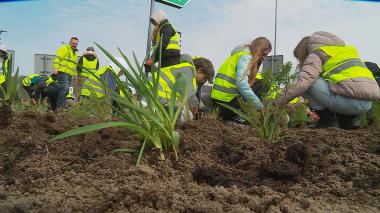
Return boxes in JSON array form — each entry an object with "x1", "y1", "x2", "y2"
[{"x1": 235, "y1": 54, "x2": 263, "y2": 110}]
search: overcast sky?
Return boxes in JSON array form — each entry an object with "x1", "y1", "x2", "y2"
[{"x1": 0, "y1": 0, "x2": 379, "y2": 75}]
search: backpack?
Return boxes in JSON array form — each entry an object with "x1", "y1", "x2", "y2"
[{"x1": 365, "y1": 62, "x2": 380, "y2": 86}]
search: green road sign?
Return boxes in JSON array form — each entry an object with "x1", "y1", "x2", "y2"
[{"x1": 155, "y1": 0, "x2": 191, "y2": 9}]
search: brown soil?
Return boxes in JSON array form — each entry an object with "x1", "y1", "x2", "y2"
[
  {"x1": 0, "y1": 102, "x2": 12, "y2": 128},
  {"x1": 0, "y1": 111, "x2": 379, "y2": 212}
]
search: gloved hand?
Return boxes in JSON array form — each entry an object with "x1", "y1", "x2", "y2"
[{"x1": 144, "y1": 59, "x2": 153, "y2": 74}]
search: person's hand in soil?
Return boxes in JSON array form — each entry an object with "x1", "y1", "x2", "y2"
[{"x1": 31, "y1": 98, "x2": 37, "y2": 105}]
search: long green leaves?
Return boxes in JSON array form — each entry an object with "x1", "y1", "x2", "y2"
[
  {"x1": 52, "y1": 40, "x2": 190, "y2": 165},
  {"x1": 0, "y1": 55, "x2": 20, "y2": 104}
]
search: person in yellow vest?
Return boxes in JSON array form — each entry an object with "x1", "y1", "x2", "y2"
[
  {"x1": 274, "y1": 31, "x2": 380, "y2": 129},
  {"x1": 76, "y1": 47, "x2": 99, "y2": 100},
  {"x1": 80, "y1": 65, "x2": 114, "y2": 99},
  {"x1": 148, "y1": 10, "x2": 181, "y2": 68},
  {"x1": 52, "y1": 37, "x2": 79, "y2": 109},
  {"x1": 0, "y1": 44, "x2": 9, "y2": 90},
  {"x1": 211, "y1": 37, "x2": 272, "y2": 123},
  {"x1": 148, "y1": 54, "x2": 214, "y2": 116},
  {"x1": 21, "y1": 74, "x2": 54, "y2": 105}
]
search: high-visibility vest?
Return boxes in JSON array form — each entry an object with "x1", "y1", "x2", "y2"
[
  {"x1": 0, "y1": 59, "x2": 9, "y2": 84},
  {"x1": 81, "y1": 66, "x2": 113, "y2": 98},
  {"x1": 22, "y1": 74, "x2": 40, "y2": 87},
  {"x1": 149, "y1": 62, "x2": 196, "y2": 101},
  {"x1": 318, "y1": 46, "x2": 375, "y2": 83},
  {"x1": 211, "y1": 51, "x2": 250, "y2": 102},
  {"x1": 155, "y1": 22, "x2": 180, "y2": 51},
  {"x1": 81, "y1": 57, "x2": 98, "y2": 77},
  {"x1": 52, "y1": 44, "x2": 78, "y2": 76}
]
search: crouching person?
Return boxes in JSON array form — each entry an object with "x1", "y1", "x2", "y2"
[
  {"x1": 148, "y1": 54, "x2": 214, "y2": 121},
  {"x1": 22, "y1": 74, "x2": 54, "y2": 105},
  {"x1": 211, "y1": 37, "x2": 272, "y2": 123},
  {"x1": 274, "y1": 31, "x2": 380, "y2": 129}
]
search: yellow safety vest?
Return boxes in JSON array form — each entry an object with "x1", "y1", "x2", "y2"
[
  {"x1": 22, "y1": 74, "x2": 40, "y2": 86},
  {"x1": 52, "y1": 44, "x2": 78, "y2": 76},
  {"x1": 155, "y1": 22, "x2": 180, "y2": 51},
  {"x1": 318, "y1": 46, "x2": 375, "y2": 83},
  {"x1": 0, "y1": 59, "x2": 9, "y2": 84},
  {"x1": 81, "y1": 57, "x2": 98, "y2": 77},
  {"x1": 81, "y1": 66, "x2": 113, "y2": 98},
  {"x1": 149, "y1": 62, "x2": 196, "y2": 100},
  {"x1": 211, "y1": 51, "x2": 250, "y2": 102}
]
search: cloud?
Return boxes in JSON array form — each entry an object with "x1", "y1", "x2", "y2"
[{"x1": 1, "y1": 0, "x2": 380, "y2": 75}]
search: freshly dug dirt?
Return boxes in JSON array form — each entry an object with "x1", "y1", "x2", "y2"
[
  {"x1": 0, "y1": 102, "x2": 12, "y2": 128},
  {"x1": 0, "y1": 111, "x2": 379, "y2": 212}
]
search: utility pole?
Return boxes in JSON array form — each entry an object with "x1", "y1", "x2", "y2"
[
  {"x1": 145, "y1": 0, "x2": 156, "y2": 62},
  {"x1": 271, "y1": 0, "x2": 278, "y2": 74},
  {"x1": 274, "y1": 0, "x2": 278, "y2": 56}
]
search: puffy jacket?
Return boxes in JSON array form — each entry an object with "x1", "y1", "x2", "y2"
[
  {"x1": 275, "y1": 31, "x2": 380, "y2": 105},
  {"x1": 53, "y1": 44, "x2": 79, "y2": 76}
]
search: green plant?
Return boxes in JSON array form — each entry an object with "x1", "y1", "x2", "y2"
[
  {"x1": 51, "y1": 41, "x2": 190, "y2": 165},
  {"x1": 289, "y1": 103, "x2": 309, "y2": 128},
  {"x1": 69, "y1": 96, "x2": 112, "y2": 119},
  {"x1": 218, "y1": 62, "x2": 296, "y2": 141},
  {"x1": 220, "y1": 99, "x2": 288, "y2": 141},
  {"x1": 0, "y1": 56, "x2": 20, "y2": 104},
  {"x1": 370, "y1": 101, "x2": 380, "y2": 128}
]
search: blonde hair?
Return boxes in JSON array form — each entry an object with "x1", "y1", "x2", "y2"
[
  {"x1": 242, "y1": 37, "x2": 272, "y2": 85},
  {"x1": 293, "y1": 36, "x2": 310, "y2": 68}
]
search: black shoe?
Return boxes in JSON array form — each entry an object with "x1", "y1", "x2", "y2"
[
  {"x1": 338, "y1": 114, "x2": 361, "y2": 130},
  {"x1": 312, "y1": 109, "x2": 340, "y2": 129}
]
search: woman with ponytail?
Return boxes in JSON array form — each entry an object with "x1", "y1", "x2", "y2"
[{"x1": 211, "y1": 37, "x2": 272, "y2": 123}]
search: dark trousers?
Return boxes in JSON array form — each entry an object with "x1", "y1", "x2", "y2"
[
  {"x1": 56, "y1": 72, "x2": 72, "y2": 109},
  {"x1": 43, "y1": 83, "x2": 61, "y2": 111},
  {"x1": 212, "y1": 97, "x2": 241, "y2": 121}
]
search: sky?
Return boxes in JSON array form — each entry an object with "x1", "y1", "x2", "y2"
[{"x1": 0, "y1": 0, "x2": 380, "y2": 75}]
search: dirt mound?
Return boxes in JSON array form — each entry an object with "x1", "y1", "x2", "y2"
[
  {"x1": 0, "y1": 102, "x2": 12, "y2": 128},
  {"x1": 0, "y1": 111, "x2": 379, "y2": 212}
]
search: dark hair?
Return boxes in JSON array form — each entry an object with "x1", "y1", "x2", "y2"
[
  {"x1": 70, "y1": 37, "x2": 79, "y2": 41},
  {"x1": 193, "y1": 57, "x2": 215, "y2": 83}
]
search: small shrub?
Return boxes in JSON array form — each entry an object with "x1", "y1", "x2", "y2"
[
  {"x1": 288, "y1": 103, "x2": 309, "y2": 128},
  {"x1": 69, "y1": 96, "x2": 112, "y2": 119}
]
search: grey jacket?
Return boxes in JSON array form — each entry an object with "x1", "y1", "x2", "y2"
[{"x1": 275, "y1": 31, "x2": 380, "y2": 106}]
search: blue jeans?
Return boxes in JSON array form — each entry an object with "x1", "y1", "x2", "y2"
[
  {"x1": 56, "y1": 72, "x2": 72, "y2": 109},
  {"x1": 303, "y1": 77, "x2": 372, "y2": 115}
]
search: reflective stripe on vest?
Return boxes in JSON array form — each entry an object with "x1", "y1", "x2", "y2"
[
  {"x1": 318, "y1": 46, "x2": 375, "y2": 83},
  {"x1": 0, "y1": 75, "x2": 5, "y2": 84},
  {"x1": 81, "y1": 74, "x2": 105, "y2": 98},
  {"x1": 53, "y1": 44, "x2": 78, "y2": 76},
  {"x1": 1, "y1": 59, "x2": 9, "y2": 76},
  {"x1": 156, "y1": 22, "x2": 180, "y2": 51},
  {"x1": 211, "y1": 51, "x2": 250, "y2": 102},
  {"x1": 81, "y1": 57, "x2": 98, "y2": 77},
  {"x1": 22, "y1": 74, "x2": 40, "y2": 86},
  {"x1": 149, "y1": 62, "x2": 196, "y2": 100}
]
